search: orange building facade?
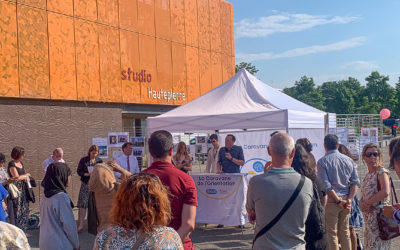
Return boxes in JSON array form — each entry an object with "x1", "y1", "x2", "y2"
[
  {"x1": 0, "y1": 0, "x2": 235, "y2": 184},
  {"x1": 0, "y1": 0, "x2": 235, "y2": 105}
]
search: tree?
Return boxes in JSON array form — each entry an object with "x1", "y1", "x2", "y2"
[
  {"x1": 235, "y1": 62, "x2": 259, "y2": 75},
  {"x1": 283, "y1": 76, "x2": 325, "y2": 110},
  {"x1": 356, "y1": 96, "x2": 381, "y2": 114},
  {"x1": 320, "y1": 78, "x2": 362, "y2": 114},
  {"x1": 393, "y1": 77, "x2": 400, "y2": 116},
  {"x1": 364, "y1": 71, "x2": 396, "y2": 113}
]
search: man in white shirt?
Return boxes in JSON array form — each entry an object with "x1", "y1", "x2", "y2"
[
  {"x1": 114, "y1": 142, "x2": 139, "y2": 180},
  {"x1": 42, "y1": 148, "x2": 65, "y2": 174}
]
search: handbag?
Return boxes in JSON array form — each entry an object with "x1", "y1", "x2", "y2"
[
  {"x1": 29, "y1": 176, "x2": 37, "y2": 187},
  {"x1": 8, "y1": 183, "x2": 20, "y2": 200},
  {"x1": 252, "y1": 175, "x2": 305, "y2": 248},
  {"x1": 304, "y1": 183, "x2": 327, "y2": 249},
  {"x1": 25, "y1": 183, "x2": 36, "y2": 203},
  {"x1": 376, "y1": 173, "x2": 400, "y2": 240}
]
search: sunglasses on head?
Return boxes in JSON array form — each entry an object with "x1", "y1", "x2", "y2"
[{"x1": 365, "y1": 152, "x2": 379, "y2": 158}]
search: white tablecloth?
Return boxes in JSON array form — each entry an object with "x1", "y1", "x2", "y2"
[{"x1": 192, "y1": 173, "x2": 248, "y2": 225}]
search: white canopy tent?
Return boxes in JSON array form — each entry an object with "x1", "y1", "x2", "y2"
[{"x1": 147, "y1": 69, "x2": 326, "y2": 133}]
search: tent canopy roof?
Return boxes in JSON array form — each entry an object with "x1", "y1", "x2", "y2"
[{"x1": 147, "y1": 69, "x2": 325, "y2": 133}]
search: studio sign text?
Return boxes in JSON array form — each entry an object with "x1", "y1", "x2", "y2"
[{"x1": 121, "y1": 68, "x2": 185, "y2": 102}]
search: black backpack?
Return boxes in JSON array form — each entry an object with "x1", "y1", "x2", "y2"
[{"x1": 305, "y1": 183, "x2": 328, "y2": 250}]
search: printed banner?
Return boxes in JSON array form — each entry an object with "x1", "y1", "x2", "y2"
[
  {"x1": 131, "y1": 137, "x2": 145, "y2": 147},
  {"x1": 133, "y1": 147, "x2": 145, "y2": 157},
  {"x1": 219, "y1": 129, "x2": 325, "y2": 177},
  {"x1": 131, "y1": 137, "x2": 145, "y2": 157},
  {"x1": 92, "y1": 137, "x2": 108, "y2": 159},
  {"x1": 336, "y1": 127, "x2": 348, "y2": 146},
  {"x1": 108, "y1": 132, "x2": 129, "y2": 148},
  {"x1": 289, "y1": 128, "x2": 325, "y2": 162},
  {"x1": 196, "y1": 136, "x2": 206, "y2": 144},
  {"x1": 189, "y1": 145, "x2": 196, "y2": 159},
  {"x1": 193, "y1": 174, "x2": 248, "y2": 225},
  {"x1": 220, "y1": 130, "x2": 275, "y2": 176}
]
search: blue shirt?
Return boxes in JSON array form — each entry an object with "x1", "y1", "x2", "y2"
[
  {"x1": 218, "y1": 145, "x2": 245, "y2": 173},
  {"x1": 317, "y1": 150, "x2": 360, "y2": 196},
  {"x1": 0, "y1": 184, "x2": 8, "y2": 222}
]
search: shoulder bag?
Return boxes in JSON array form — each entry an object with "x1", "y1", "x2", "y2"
[
  {"x1": 252, "y1": 175, "x2": 305, "y2": 248},
  {"x1": 8, "y1": 183, "x2": 20, "y2": 200},
  {"x1": 25, "y1": 184, "x2": 35, "y2": 203},
  {"x1": 376, "y1": 173, "x2": 400, "y2": 240}
]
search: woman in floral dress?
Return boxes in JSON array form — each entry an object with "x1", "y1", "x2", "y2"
[
  {"x1": 7, "y1": 146, "x2": 32, "y2": 237},
  {"x1": 93, "y1": 173, "x2": 183, "y2": 250},
  {"x1": 359, "y1": 143, "x2": 391, "y2": 250}
]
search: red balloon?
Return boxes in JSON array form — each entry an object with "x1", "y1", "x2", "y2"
[{"x1": 380, "y1": 108, "x2": 391, "y2": 119}]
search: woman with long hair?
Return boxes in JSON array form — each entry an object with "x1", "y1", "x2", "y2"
[
  {"x1": 7, "y1": 146, "x2": 31, "y2": 236},
  {"x1": 359, "y1": 143, "x2": 391, "y2": 249},
  {"x1": 292, "y1": 144, "x2": 328, "y2": 250},
  {"x1": 76, "y1": 145, "x2": 103, "y2": 232},
  {"x1": 39, "y1": 162, "x2": 79, "y2": 250},
  {"x1": 93, "y1": 173, "x2": 183, "y2": 249},
  {"x1": 296, "y1": 138, "x2": 317, "y2": 171},
  {"x1": 172, "y1": 142, "x2": 192, "y2": 173},
  {"x1": 383, "y1": 137, "x2": 400, "y2": 227},
  {"x1": 338, "y1": 144, "x2": 364, "y2": 250}
]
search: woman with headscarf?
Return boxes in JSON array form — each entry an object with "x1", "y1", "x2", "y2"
[{"x1": 39, "y1": 162, "x2": 79, "y2": 250}]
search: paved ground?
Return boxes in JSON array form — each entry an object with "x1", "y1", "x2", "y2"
[{"x1": 27, "y1": 143, "x2": 400, "y2": 249}]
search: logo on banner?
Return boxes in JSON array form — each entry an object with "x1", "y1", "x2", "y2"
[
  {"x1": 194, "y1": 175, "x2": 243, "y2": 200},
  {"x1": 206, "y1": 189, "x2": 218, "y2": 194},
  {"x1": 241, "y1": 158, "x2": 267, "y2": 176}
]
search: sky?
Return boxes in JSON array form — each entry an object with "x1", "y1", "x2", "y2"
[{"x1": 227, "y1": 0, "x2": 400, "y2": 89}]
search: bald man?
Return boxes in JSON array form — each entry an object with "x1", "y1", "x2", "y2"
[
  {"x1": 42, "y1": 148, "x2": 65, "y2": 174},
  {"x1": 246, "y1": 132, "x2": 313, "y2": 249}
]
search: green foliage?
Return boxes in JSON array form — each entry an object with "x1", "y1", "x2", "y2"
[
  {"x1": 235, "y1": 62, "x2": 259, "y2": 75},
  {"x1": 394, "y1": 77, "x2": 400, "y2": 115},
  {"x1": 283, "y1": 72, "x2": 399, "y2": 116},
  {"x1": 283, "y1": 76, "x2": 325, "y2": 110},
  {"x1": 364, "y1": 71, "x2": 396, "y2": 112}
]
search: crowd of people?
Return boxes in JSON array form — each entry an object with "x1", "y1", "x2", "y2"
[
  {"x1": 1, "y1": 130, "x2": 400, "y2": 250},
  {"x1": 247, "y1": 133, "x2": 400, "y2": 250}
]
